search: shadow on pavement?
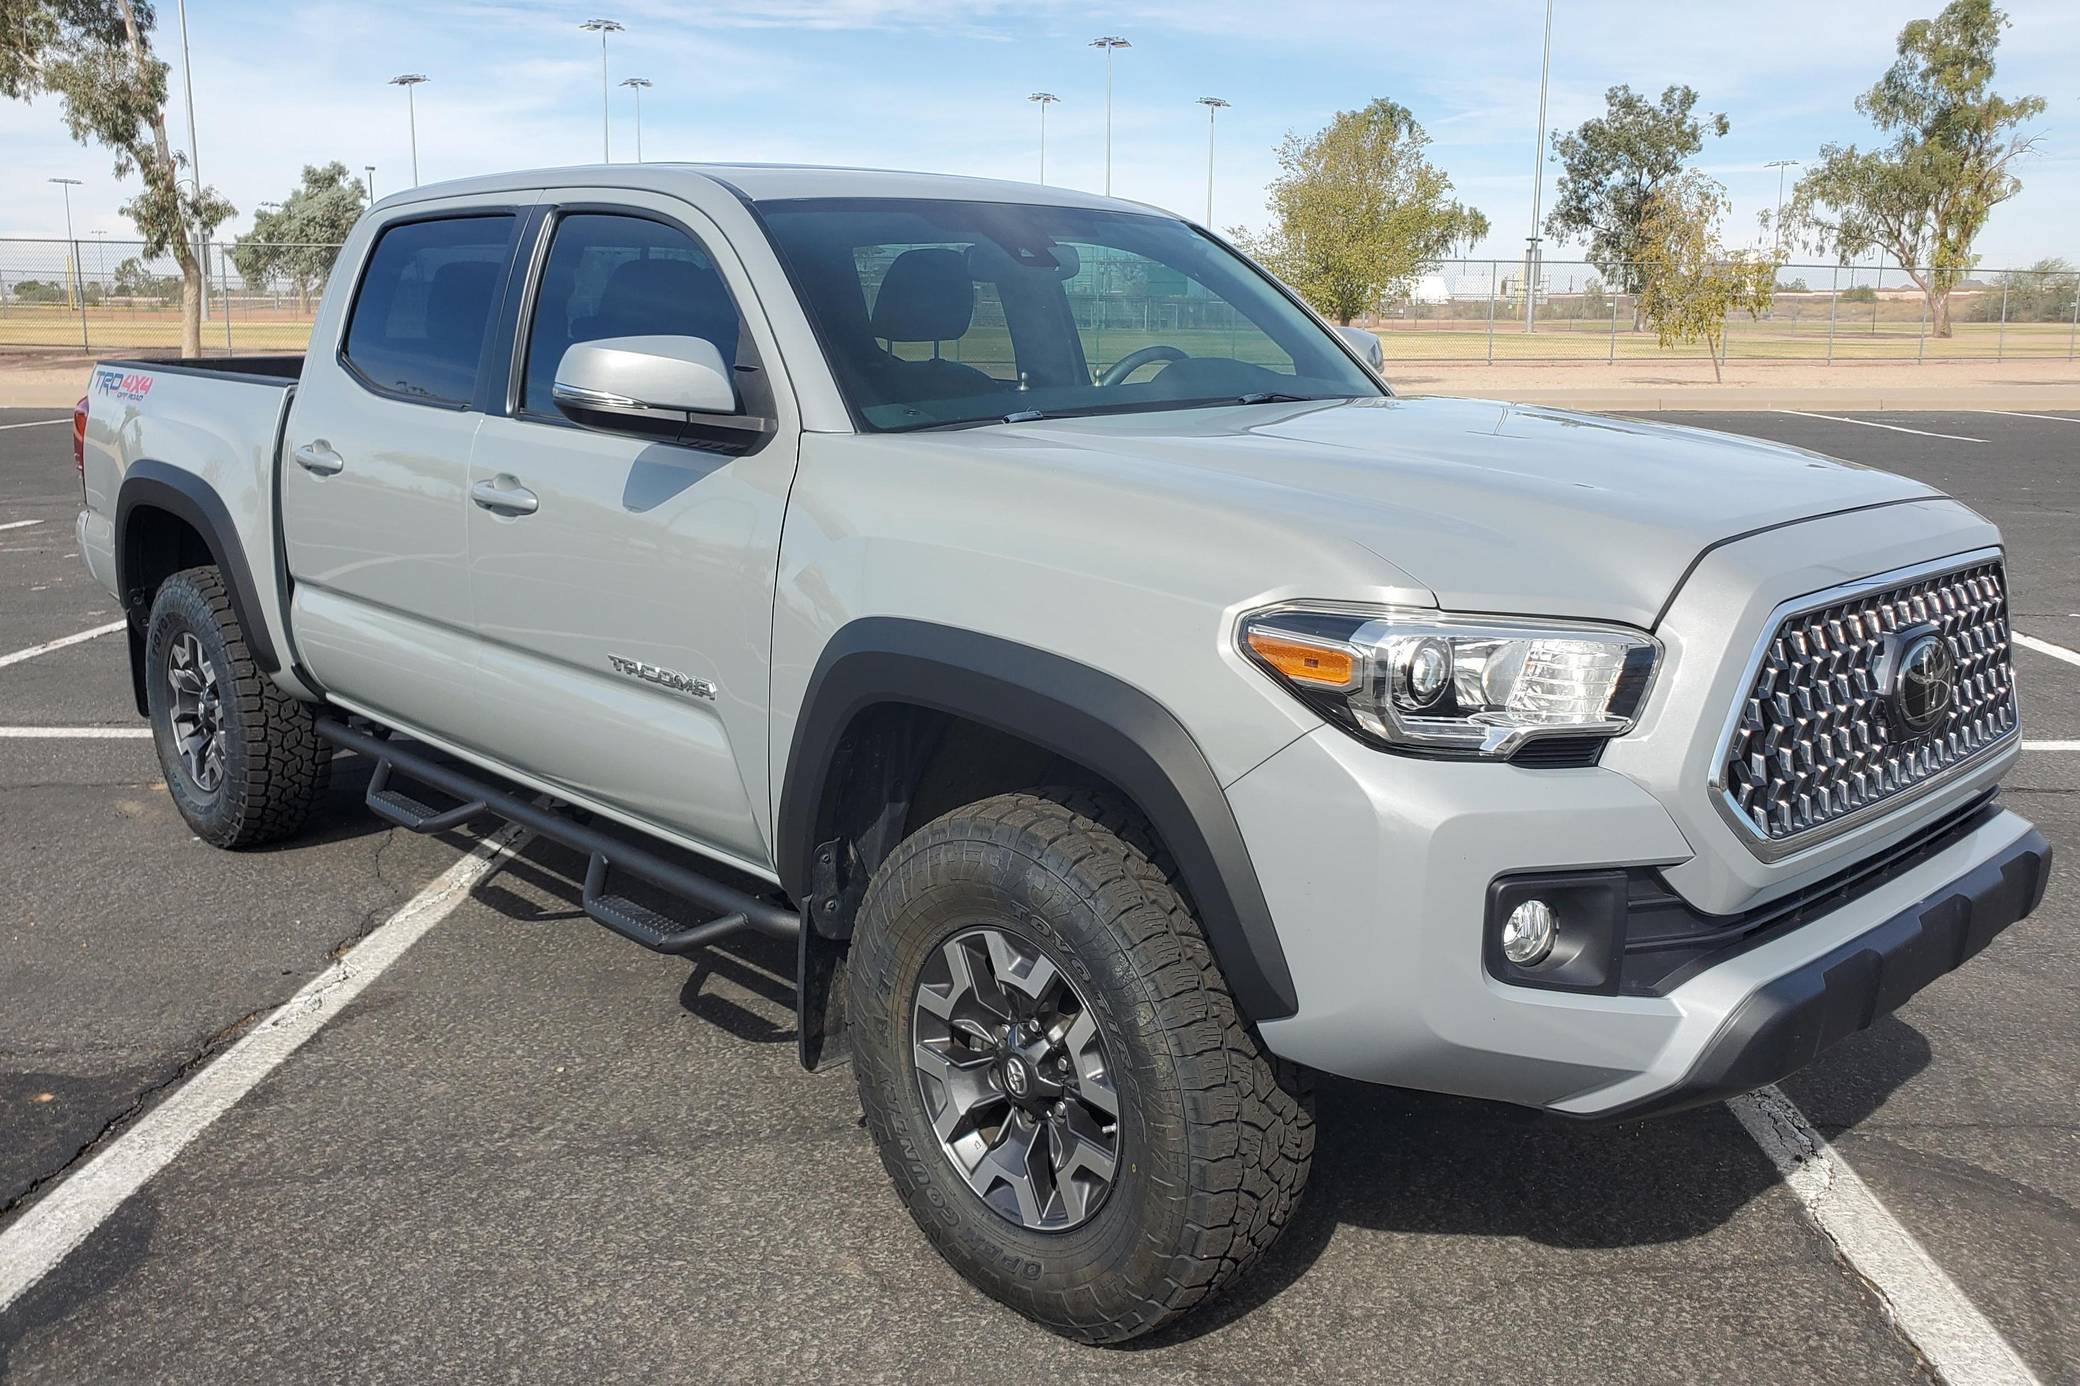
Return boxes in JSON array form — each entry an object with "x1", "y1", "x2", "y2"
[{"x1": 1130, "y1": 1014, "x2": 1932, "y2": 1346}]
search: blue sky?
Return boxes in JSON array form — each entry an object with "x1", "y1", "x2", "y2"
[{"x1": 4, "y1": 0, "x2": 2076, "y2": 272}]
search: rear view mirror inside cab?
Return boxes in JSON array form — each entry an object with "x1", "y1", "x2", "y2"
[{"x1": 964, "y1": 241, "x2": 1081, "y2": 281}]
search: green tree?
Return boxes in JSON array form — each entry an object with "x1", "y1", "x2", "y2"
[
  {"x1": 1634, "y1": 171, "x2": 1779, "y2": 383},
  {"x1": 1545, "y1": 84, "x2": 1729, "y2": 323},
  {"x1": 1234, "y1": 99, "x2": 1488, "y2": 325},
  {"x1": 110, "y1": 254, "x2": 177, "y2": 303},
  {"x1": 1968, "y1": 256, "x2": 2076, "y2": 323},
  {"x1": 232, "y1": 162, "x2": 367, "y2": 312},
  {"x1": 1784, "y1": 0, "x2": 2043, "y2": 337},
  {"x1": 3, "y1": 0, "x2": 235, "y2": 356}
]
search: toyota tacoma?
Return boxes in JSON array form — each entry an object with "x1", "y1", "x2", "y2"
[{"x1": 72, "y1": 164, "x2": 2050, "y2": 1342}]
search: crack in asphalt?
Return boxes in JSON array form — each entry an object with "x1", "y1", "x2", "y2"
[
  {"x1": 0, "y1": 823, "x2": 410, "y2": 1232},
  {"x1": 0, "y1": 1002, "x2": 269, "y2": 1226}
]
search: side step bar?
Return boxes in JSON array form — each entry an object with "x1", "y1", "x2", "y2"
[{"x1": 316, "y1": 717, "x2": 800, "y2": 955}]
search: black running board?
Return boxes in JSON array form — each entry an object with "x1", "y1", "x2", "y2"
[{"x1": 317, "y1": 717, "x2": 800, "y2": 956}]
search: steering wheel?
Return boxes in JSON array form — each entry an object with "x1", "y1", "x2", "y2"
[{"x1": 1097, "y1": 344, "x2": 1189, "y2": 387}]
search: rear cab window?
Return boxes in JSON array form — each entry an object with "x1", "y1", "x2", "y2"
[{"x1": 341, "y1": 214, "x2": 517, "y2": 406}]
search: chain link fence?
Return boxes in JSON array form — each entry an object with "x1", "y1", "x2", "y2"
[
  {"x1": 4, "y1": 237, "x2": 2077, "y2": 365},
  {"x1": 1365, "y1": 258, "x2": 2080, "y2": 364},
  {"x1": 0, "y1": 237, "x2": 343, "y2": 356}
]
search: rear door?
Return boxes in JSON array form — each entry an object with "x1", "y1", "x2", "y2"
[
  {"x1": 455, "y1": 190, "x2": 802, "y2": 872},
  {"x1": 281, "y1": 197, "x2": 531, "y2": 730}
]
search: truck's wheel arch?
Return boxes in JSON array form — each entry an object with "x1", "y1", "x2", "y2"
[
  {"x1": 115, "y1": 461, "x2": 280, "y2": 713},
  {"x1": 777, "y1": 618, "x2": 1300, "y2": 1022}
]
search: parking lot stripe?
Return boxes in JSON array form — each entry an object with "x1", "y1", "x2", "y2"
[
  {"x1": 0, "y1": 726, "x2": 151, "y2": 738},
  {"x1": 2014, "y1": 632, "x2": 2080, "y2": 670},
  {"x1": 0, "y1": 620, "x2": 126, "y2": 670},
  {"x1": 1731, "y1": 1085, "x2": 2042, "y2": 1386},
  {"x1": 0, "y1": 819, "x2": 532, "y2": 1314},
  {"x1": 2023, "y1": 740, "x2": 2080, "y2": 751},
  {"x1": 1972, "y1": 410, "x2": 2080, "y2": 425},
  {"x1": 1771, "y1": 410, "x2": 1987, "y2": 443},
  {"x1": 0, "y1": 519, "x2": 40, "y2": 532},
  {"x1": 0, "y1": 419, "x2": 68, "y2": 432}
]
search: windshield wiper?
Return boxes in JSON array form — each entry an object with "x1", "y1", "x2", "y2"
[{"x1": 1233, "y1": 391, "x2": 1322, "y2": 405}]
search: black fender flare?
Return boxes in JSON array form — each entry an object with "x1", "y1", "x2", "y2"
[
  {"x1": 777, "y1": 618, "x2": 1299, "y2": 1022},
  {"x1": 115, "y1": 460, "x2": 281, "y2": 674}
]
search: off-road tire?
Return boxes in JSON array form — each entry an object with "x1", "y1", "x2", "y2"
[
  {"x1": 145, "y1": 566, "x2": 330, "y2": 848},
  {"x1": 847, "y1": 788, "x2": 1314, "y2": 1344}
]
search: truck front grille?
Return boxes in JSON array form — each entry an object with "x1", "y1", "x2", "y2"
[{"x1": 1717, "y1": 559, "x2": 2016, "y2": 851}]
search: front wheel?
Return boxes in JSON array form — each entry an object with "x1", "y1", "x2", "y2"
[{"x1": 846, "y1": 789, "x2": 1313, "y2": 1343}]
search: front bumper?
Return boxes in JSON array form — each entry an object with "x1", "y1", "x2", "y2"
[
  {"x1": 1229, "y1": 726, "x2": 2049, "y2": 1116},
  {"x1": 1575, "y1": 815, "x2": 2048, "y2": 1119}
]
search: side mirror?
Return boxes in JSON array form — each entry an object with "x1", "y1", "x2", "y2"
[
  {"x1": 553, "y1": 335, "x2": 738, "y2": 426},
  {"x1": 1334, "y1": 325, "x2": 1384, "y2": 371}
]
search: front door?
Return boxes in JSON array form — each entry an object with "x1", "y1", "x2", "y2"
[
  {"x1": 282, "y1": 201, "x2": 527, "y2": 731},
  {"x1": 458, "y1": 193, "x2": 800, "y2": 874}
]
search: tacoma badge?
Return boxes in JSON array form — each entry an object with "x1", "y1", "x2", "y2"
[{"x1": 607, "y1": 654, "x2": 717, "y2": 701}]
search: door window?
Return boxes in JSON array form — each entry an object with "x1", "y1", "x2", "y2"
[
  {"x1": 520, "y1": 212, "x2": 742, "y2": 414},
  {"x1": 341, "y1": 214, "x2": 515, "y2": 405}
]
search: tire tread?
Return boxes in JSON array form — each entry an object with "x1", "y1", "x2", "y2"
[
  {"x1": 850, "y1": 787, "x2": 1313, "y2": 1344},
  {"x1": 149, "y1": 566, "x2": 329, "y2": 848}
]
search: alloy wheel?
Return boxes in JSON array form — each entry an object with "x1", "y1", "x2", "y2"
[
  {"x1": 166, "y1": 631, "x2": 226, "y2": 793},
  {"x1": 911, "y1": 926, "x2": 1122, "y2": 1231}
]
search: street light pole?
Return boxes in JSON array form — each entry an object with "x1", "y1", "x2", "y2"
[
  {"x1": 1195, "y1": 97, "x2": 1230, "y2": 226},
  {"x1": 1764, "y1": 158, "x2": 1799, "y2": 254},
  {"x1": 581, "y1": 20, "x2": 625, "y2": 162},
  {"x1": 389, "y1": 75, "x2": 428, "y2": 186},
  {"x1": 364, "y1": 165, "x2": 376, "y2": 200},
  {"x1": 1089, "y1": 36, "x2": 1130, "y2": 196},
  {"x1": 174, "y1": 0, "x2": 210, "y2": 323},
  {"x1": 1027, "y1": 92, "x2": 1059, "y2": 184},
  {"x1": 620, "y1": 77, "x2": 652, "y2": 162},
  {"x1": 49, "y1": 178, "x2": 82, "y2": 309},
  {"x1": 1524, "y1": 0, "x2": 1552, "y2": 332}
]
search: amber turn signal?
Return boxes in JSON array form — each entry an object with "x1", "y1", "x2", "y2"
[{"x1": 1243, "y1": 629, "x2": 1357, "y2": 690}]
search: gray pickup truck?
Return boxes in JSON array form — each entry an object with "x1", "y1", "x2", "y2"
[{"x1": 73, "y1": 163, "x2": 2049, "y2": 1342}]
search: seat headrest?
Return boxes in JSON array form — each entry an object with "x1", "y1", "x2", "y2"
[
  {"x1": 593, "y1": 256, "x2": 740, "y2": 357},
  {"x1": 869, "y1": 248, "x2": 974, "y2": 342},
  {"x1": 425, "y1": 260, "x2": 499, "y2": 342}
]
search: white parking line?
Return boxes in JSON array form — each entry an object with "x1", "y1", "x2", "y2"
[
  {"x1": 2023, "y1": 740, "x2": 2080, "y2": 751},
  {"x1": 0, "y1": 519, "x2": 41, "y2": 532},
  {"x1": 1973, "y1": 410, "x2": 2080, "y2": 425},
  {"x1": 2014, "y1": 632, "x2": 2080, "y2": 670},
  {"x1": 1772, "y1": 410, "x2": 1987, "y2": 443},
  {"x1": 0, "y1": 620, "x2": 125, "y2": 670},
  {"x1": 0, "y1": 418, "x2": 68, "y2": 431},
  {"x1": 0, "y1": 726, "x2": 152, "y2": 738},
  {"x1": 1731, "y1": 1085, "x2": 2042, "y2": 1386},
  {"x1": 0, "y1": 819, "x2": 531, "y2": 1314}
]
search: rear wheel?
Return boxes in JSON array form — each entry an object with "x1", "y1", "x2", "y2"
[
  {"x1": 847, "y1": 788, "x2": 1313, "y2": 1343},
  {"x1": 145, "y1": 566, "x2": 330, "y2": 848}
]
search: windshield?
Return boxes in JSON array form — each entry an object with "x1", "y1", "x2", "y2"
[{"x1": 757, "y1": 198, "x2": 1383, "y2": 432}]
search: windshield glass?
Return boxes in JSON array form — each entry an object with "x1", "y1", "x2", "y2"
[{"x1": 757, "y1": 198, "x2": 1383, "y2": 431}]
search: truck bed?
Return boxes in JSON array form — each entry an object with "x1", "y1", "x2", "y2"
[{"x1": 100, "y1": 353, "x2": 305, "y2": 384}]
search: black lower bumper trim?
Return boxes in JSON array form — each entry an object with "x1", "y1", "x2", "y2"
[{"x1": 1591, "y1": 820, "x2": 2051, "y2": 1122}]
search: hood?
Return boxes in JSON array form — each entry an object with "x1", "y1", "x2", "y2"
[{"x1": 947, "y1": 396, "x2": 1943, "y2": 629}]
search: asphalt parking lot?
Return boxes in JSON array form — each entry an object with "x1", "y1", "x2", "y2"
[{"x1": 0, "y1": 403, "x2": 2074, "y2": 1383}]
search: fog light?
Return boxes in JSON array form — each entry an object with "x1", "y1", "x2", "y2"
[{"x1": 1501, "y1": 899, "x2": 1558, "y2": 965}]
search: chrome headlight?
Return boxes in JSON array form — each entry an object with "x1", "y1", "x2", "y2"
[{"x1": 1239, "y1": 604, "x2": 1659, "y2": 759}]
